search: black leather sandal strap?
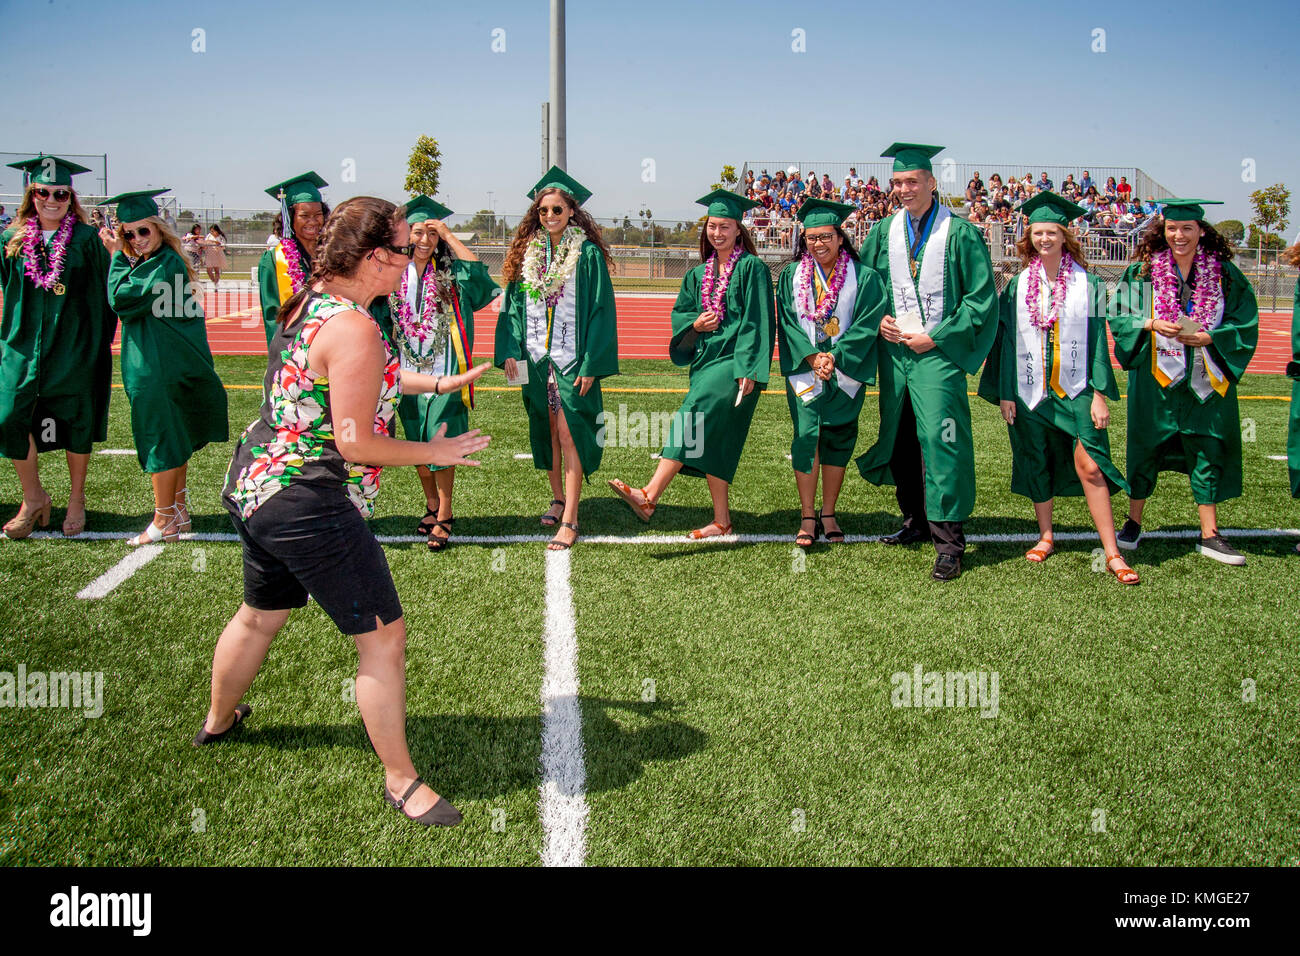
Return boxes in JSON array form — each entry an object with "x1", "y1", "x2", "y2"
[
  {"x1": 399, "y1": 777, "x2": 425, "y2": 806},
  {"x1": 560, "y1": 522, "x2": 579, "y2": 532}
]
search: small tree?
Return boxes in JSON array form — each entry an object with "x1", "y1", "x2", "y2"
[
  {"x1": 1214, "y1": 219, "x2": 1244, "y2": 245},
  {"x1": 1248, "y1": 183, "x2": 1291, "y2": 261},
  {"x1": 711, "y1": 164, "x2": 738, "y2": 191},
  {"x1": 404, "y1": 135, "x2": 443, "y2": 198}
]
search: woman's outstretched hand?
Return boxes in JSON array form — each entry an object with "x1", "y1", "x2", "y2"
[{"x1": 427, "y1": 423, "x2": 491, "y2": 467}]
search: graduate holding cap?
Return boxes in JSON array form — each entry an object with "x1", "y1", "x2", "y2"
[
  {"x1": 608, "y1": 189, "x2": 775, "y2": 539},
  {"x1": 977, "y1": 192, "x2": 1135, "y2": 583},
  {"x1": 775, "y1": 197, "x2": 887, "y2": 546},
  {"x1": 1111, "y1": 200, "x2": 1258, "y2": 565},
  {"x1": 258, "y1": 171, "x2": 329, "y2": 348},
  {"x1": 855, "y1": 143, "x2": 998, "y2": 580},
  {"x1": 391, "y1": 195, "x2": 500, "y2": 552},
  {"x1": 98, "y1": 189, "x2": 229, "y2": 545},
  {"x1": 0, "y1": 154, "x2": 115, "y2": 538},
  {"x1": 495, "y1": 166, "x2": 618, "y2": 550}
]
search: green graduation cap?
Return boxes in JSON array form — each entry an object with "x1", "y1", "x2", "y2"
[
  {"x1": 695, "y1": 189, "x2": 761, "y2": 222},
  {"x1": 880, "y1": 143, "x2": 945, "y2": 173},
  {"x1": 264, "y1": 171, "x2": 328, "y2": 206},
  {"x1": 1155, "y1": 198, "x2": 1223, "y2": 222},
  {"x1": 403, "y1": 194, "x2": 454, "y2": 224},
  {"x1": 796, "y1": 197, "x2": 855, "y2": 230},
  {"x1": 99, "y1": 188, "x2": 170, "y2": 224},
  {"x1": 1018, "y1": 191, "x2": 1086, "y2": 226},
  {"x1": 7, "y1": 153, "x2": 92, "y2": 187},
  {"x1": 528, "y1": 165, "x2": 593, "y2": 206}
]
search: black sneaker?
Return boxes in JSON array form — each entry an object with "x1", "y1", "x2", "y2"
[
  {"x1": 1195, "y1": 534, "x2": 1246, "y2": 566},
  {"x1": 1115, "y1": 518, "x2": 1141, "y2": 551}
]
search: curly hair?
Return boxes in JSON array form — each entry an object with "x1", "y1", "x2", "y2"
[
  {"x1": 1283, "y1": 242, "x2": 1300, "y2": 269},
  {"x1": 502, "y1": 189, "x2": 614, "y2": 283},
  {"x1": 279, "y1": 196, "x2": 404, "y2": 327},
  {"x1": 1132, "y1": 215, "x2": 1235, "y2": 277}
]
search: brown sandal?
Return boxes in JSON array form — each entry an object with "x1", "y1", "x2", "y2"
[
  {"x1": 1106, "y1": 553, "x2": 1140, "y2": 585},
  {"x1": 607, "y1": 478, "x2": 655, "y2": 522},
  {"x1": 688, "y1": 520, "x2": 732, "y2": 540},
  {"x1": 1025, "y1": 534, "x2": 1054, "y2": 563}
]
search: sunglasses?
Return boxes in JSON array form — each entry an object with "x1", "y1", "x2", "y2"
[
  {"x1": 34, "y1": 187, "x2": 71, "y2": 202},
  {"x1": 539, "y1": 205, "x2": 568, "y2": 216},
  {"x1": 367, "y1": 243, "x2": 416, "y2": 261},
  {"x1": 123, "y1": 226, "x2": 152, "y2": 241}
]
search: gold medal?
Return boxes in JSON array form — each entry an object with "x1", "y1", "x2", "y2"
[
  {"x1": 823, "y1": 319, "x2": 839, "y2": 337},
  {"x1": 52, "y1": 282, "x2": 66, "y2": 296}
]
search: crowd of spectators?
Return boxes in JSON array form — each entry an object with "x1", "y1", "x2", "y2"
[{"x1": 740, "y1": 164, "x2": 1160, "y2": 259}]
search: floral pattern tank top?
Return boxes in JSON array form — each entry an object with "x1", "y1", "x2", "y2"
[{"x1": 224, "y1": 292, "x2": 400, "y2": 519}]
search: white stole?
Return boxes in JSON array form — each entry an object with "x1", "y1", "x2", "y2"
[
  {"x1": 887, "y1": 204, "x2": 951, "y2": 333},
  {"x1": 524, "y1": 246, "x2": 581, "y2": 375},
  {"x1": 1014, "y1": 261, "x2": 1090, "y2": 409},
  {"x1": 1152, "y1": 285, "x2": 1228, "y2": 402}
]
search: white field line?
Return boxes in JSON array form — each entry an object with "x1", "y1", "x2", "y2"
[
  {"x1": 75, "y1": 545, "x2": 163, "y2": 599},
  {"x1": 15, "y1": 528, "x2": 1300, "y2": 545},
  {"x1": 539, "y1": 547, "x2": 588, "y2": 867}
]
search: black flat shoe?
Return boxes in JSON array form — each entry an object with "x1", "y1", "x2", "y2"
[
  {"x1": 384, "y1": 777, "x2": 462, "y2": 827},
  {"x1": 192, "y1": 703, "x2": 251, "y2": 746},
  {"x1": 931, "y1": 554, "x2": 962, "y2": 581},
  {"x1": 882, "y1": 525, "x2": 931, "y2": 546}
]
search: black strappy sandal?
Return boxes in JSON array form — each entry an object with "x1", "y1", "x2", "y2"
[
  {"x1": 795, "y1": 514, "x2": 820, "y2": 548},
  {"x1": 427, "y1": 518, "x2": 454, "y2": 553},
  {"x1": 192, "y1": 703, "x2": 251, "y2": 747},
  {"x1": 548, "y1": 521, "x2": 579, "y2": 550},
  {"x1": 414, "y1": 507, "x2": 438, "y2": 536},
  {"x1": 383, "y1": 777, "x2": 462, "y2": 827},
  {"x1": 820, "y1": 511, "x2": 845, "y2": 543},
  {"x1": 540, "y1": 499, "x2": 565, "y2": 528}
]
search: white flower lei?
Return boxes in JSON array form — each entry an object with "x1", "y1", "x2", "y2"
[{"x1": 521, "y1": 225, "x2": 585, "y2": 305}]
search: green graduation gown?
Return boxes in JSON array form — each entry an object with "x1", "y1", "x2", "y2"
[
  {"x1": 0, "y1": 221, "x2": 116, "y2": 459},
  {"x1": 854, "y1": 209, "x2": 998, "y2": 522},
  {"x1": 394, "y1": 258, "x2": 500, "y2": 469},
  {"x1": 776, "y1": 257, "x2": 885, "y2": 473},
  {"x1": 977, "y1": 269, "x2": 1126, "y2": 501},
  {"x1": 661, "y1": 253, "x2": 775, "y2": 483},
  {"x1": 1111, "y1": 259, "x2": 1258, "y2": 504},
  {"x1": 493, "y1": 241, "x2": 618, "y2": 476},
  {"x1": 1288, "y1": 278, "x2": 1299, "y2": 499},
  {"x1": 107, "y1": 247, "x2": 229, "y2": 473}
]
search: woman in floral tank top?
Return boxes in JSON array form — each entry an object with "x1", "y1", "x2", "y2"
[{"x1": 198, "y1": 197, "x2": 491, "y2": 828}]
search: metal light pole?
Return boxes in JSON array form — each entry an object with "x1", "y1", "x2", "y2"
[{"x1": 549, "y1": 0, "x2": 566, "y2": 171}]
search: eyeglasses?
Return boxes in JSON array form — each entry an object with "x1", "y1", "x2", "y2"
[
  {"x1": 34, "y1": 187, "x2": 71, "y2": 202},
  {"x1": 805, "y1": 233, "x2": 839, "y2": 246},
  {"x1": 123, "y1": 226, "x2": 152, "y2": 241}
]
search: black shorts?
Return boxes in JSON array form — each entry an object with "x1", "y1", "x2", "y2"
[{"x1": 225, "y1": 486, "x2": 403, "y2": 635}]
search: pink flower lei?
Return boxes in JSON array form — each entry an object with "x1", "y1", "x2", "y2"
[
  {"x1": 280, "y1": 237, "x2": 307, "y2": 293},
  {"x1": 1025, "y1": 251, "x2": 1074, "y2": 332},
  {"x1": 795, "y1": 247, "x2": 850, "y2": 324},
  {"x1": 1152, "y1": 246, "x2": 1221, "y2": 332},
  {"x1": 22, "y1": 214, "x2": 76, "y2": 291},
  {"x1": 391, "y1": 261, "x2": 449, "y2": 346},
  {"x1": 701, "y1": 243, "x2": 742, "y2": 318}
]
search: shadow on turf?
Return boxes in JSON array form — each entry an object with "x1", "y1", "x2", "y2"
[{"x1": 215, "y1": 696, "x2": 706, "y2": 801}]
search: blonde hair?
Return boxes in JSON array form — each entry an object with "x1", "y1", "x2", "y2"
[
  {"x1": 4, "y1": 184, "x2": 90, "y2": 257},
  {"x1": 117, "y1": 216, "x2": 197, "y2": 285}
]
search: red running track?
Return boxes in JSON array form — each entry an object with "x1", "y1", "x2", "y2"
[{"x1": 4, "y1": 287, "x2": 1293, "y2": 373}]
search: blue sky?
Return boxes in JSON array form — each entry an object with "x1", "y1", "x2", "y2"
[{"x1": 2, "y1": 0, "x2": 1297, "y2": 226}]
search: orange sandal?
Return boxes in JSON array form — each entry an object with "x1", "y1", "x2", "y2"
[
  {"x1": 1106, "y1": 554, "x2": 1140, "y2": 586},
  {"x1": 688, "y1": 520, "x2": 733, "y2": 540},
  {"x1": 1025, "y1": 535, "x2": 1054, "y2": 563},
  {"x1": 607, "y1": 478, "x2": 655, "y2": 522}
]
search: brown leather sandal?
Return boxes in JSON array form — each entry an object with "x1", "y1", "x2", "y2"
[
  {"x1": 688, "y1": 520, "x2": 732, "y2": 540},
  {"x1": 1106, "y1": 553, "x2": 1140, "y2": 585},
  {"x1": 1025, "y1": 534, "x2": 1054, "y2": 563},
  {"x1": 607, "y1": 478, "x2": 655, "y2": 522}
]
